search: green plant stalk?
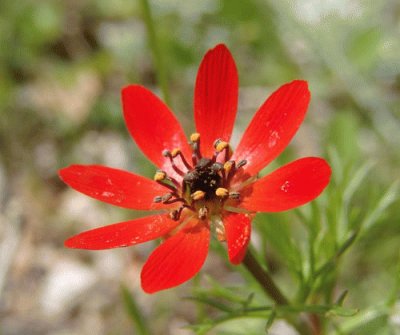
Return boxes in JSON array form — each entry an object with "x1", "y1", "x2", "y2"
[
  {"x1": 242, "y1": 249, "x2": 322, "y2": 335},
  {"x1": 139, "y1": 0, "x2": 171, "y2": 106},
  {"x1": 242, "y1": 249, "x2": 288, "y2": 305}
]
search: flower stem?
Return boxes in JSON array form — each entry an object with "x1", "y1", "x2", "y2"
[
  {"x1": 242, "y1": 249, "x2": 316, "y2": 335},
  {"x1": 242, "y1": 249, "x2": 288, "y2": 305},
  {"x1": 139, "y1": 0, "x2": 171, "y2": 106}
]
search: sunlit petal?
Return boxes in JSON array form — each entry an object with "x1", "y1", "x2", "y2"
[
  {"x1": 141, "y1": 220, "x2": 210, "y2": 293},
  {"x1": 224, "y1": 212, "x2": 252, "y2": 264},
  {"x1": 232, "y1": 81, "x2": 310, "y2": 177},
  {"x1": 194, "y1": 44, "x2": 238, "y2": 157},
  {"x1": 239, "y1": 157, "x2": 331, "y2": 212},
  {"x1": 65, "y1": 214, "x2": 180, "y2": 250},
  {"x1": 59, "y1": 165, "x2": 169, "y2": 210},
  {"x1": 122, "y1": 85, "x2": 191, "y2": 179}
]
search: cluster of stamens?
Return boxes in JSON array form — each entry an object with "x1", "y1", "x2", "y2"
[{"x1": 153, "y1": 133, "x2": 247, "y2": 221}]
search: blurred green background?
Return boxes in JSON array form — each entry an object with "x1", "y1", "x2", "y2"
[{"x1": 0, "y1": 0, "x2": 399, "y2": 334}]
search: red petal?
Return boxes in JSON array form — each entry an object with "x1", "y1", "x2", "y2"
[
  {"x1": 232, "y1": 80, "x2": 310, "y2": 177},
  {"x1": 224, "y1": 213, "x2": 252, "y2": 264},
  {"x1": 121, "y1": 85, "x2": 191, "y2": 179},
  {"x1": 59, "y1": 165, "x2": 168, "y2": 210},
  {"x1": 64, "y1": 214, "x2": 179, "y2": 250},
  {"x1": 239, "y1": 157, "x2": 331, "y2": 212},
  {"x1": 141, "y1": 220, "x2": 210, "y2": 293},
  {"x1": 194, "y1": 44, "x2": 238, "y2": 157}
]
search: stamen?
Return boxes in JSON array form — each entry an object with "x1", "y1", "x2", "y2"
[
  {"x1": 213, "y1": 138, "x2": 222, "y2": 147},
  {"x1": 215, "y1": 219, "x2": 226, "y2": 241},
  {"x1": 216, "y1": 228, "x2": 225, "y2": 241},
  {"x1": 190, "y1": 133, "x2": 200, "y2": 142},
  {"x1": 196, "y1": 157, "x2": 212, "y2": 169},
  {"x1": 191, "y1": 153, "x2": 198, "y2": 166},
  {"x1": 161, "y1": 193, "x2": 173, "y2": 202},
  {"x1": 170, "y1": 148, "x2": 180, "y2": 158},
  {"x1": 191, "y1": 190, "x2": 206, "y2": 201},
  {"x1": 163, "y1": 149, "x2": 185, "y2": 176},
  {"x1": 212, "y1": 162, "x2": 225, "y2": 180},
  {"x1": 198, "y1": 206, "x2": 208, "y2": 220},
  {"x1": 237, "y1": 159, "x2": 247, "y2": 169},
  {"x1": 211, "y1": 162, "x2": 224, "y2": 172},
  {"x1": 169, "y1": 207, "x2": 183, "y2": 221},
  {"x1": 167, "y1": 176, "x2": 181, "y2": 189},
  {"x1": 214, "y1": 139, "x2": 229, "y2": 152},
  {"x1": 223, "y1": 160, "x2": 235, "y2": 174},
  {"x1": 213, "y1": 138, "x2": 232, "y2": 162},
  {"x1": 155, "y1": 192, "x2": 184, "y2": 204},
  {"x1": 164, "y1": 197, "x2": 186, "y2": 204},
  {"x1": 190, "y1": 132, "x2": 202, "y2": 164},
  {"x1": 154, "y1": 170, "x2": 167, "y2": 181},
  {"x1": 171, "y1": 148, "x2": 192, "y2": 171},
  {"x1": 169, "y1": 204, "x2": 193, "y2": 221},
  {"x1": 154, "y1": 172, "x2": 178, "y2": 192},
  {"x1": 229, "y1": 192, "x2": 241, "y2": 200},
  {"x1": 215, "y1": 187, "x2": 229, "y2": 198}
]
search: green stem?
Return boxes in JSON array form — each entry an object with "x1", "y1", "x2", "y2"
[
  {"x1": 242, "y1": 249, "x2": 319, "y2": 335},
  {"x1": 242, "y1": 250, "x2": 288, "y2": 305},
  {"x1": 139, "y1": 0, "x2": 171, "y2": 106}
]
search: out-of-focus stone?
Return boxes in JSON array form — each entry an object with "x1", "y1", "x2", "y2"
[
  {"x1": 20, "y1": 70, "x2": 102, "y2": 125},
  {"x1": 39, "y1": 258, "x2": 97, "y2": 316}
]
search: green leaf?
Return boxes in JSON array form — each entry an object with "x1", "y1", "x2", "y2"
[
  {"x1": 327, "y1": 146, "x2": 345, "y2": 185},
  {"x1": 120, "y1": 285, "x2": 151, "y2": 335},
  {"x1": 338, "y1": 306, "x2": 390, "y2": 334},
  {"x1": 265, "y1": 309, "x2": 277, "y2": 333},
  {"x1": 256, "y1": 213, "x2": 303, "y2": 276},
  {"x1": 327, "y1": 111, "x2": 360, "y2": 164},
  {"x1": 185, "y1": 296, "x2": 235, "y2": 313},
  {"x1": 327, "y1": 305, "x2": 359, "y2": 317},
  {"x1": 276, "y1": 304, "x2": 357, "y2": 316},
  {"x1": 347, "y1": 27, "x2": 382, "y2": 70},
  {"x1": 335, "y1": 290, "x2": 349, "y2": 306},
  {"x1": 385, "y1": 256, "x2": 400, "y2": 307},
  {"x1": 188, "y1": 315, "x2": 270, "y2": 335},
  {"x1": 315, "y1": 232, "x2": 358, "y2": 278},
  {"x1": 361, "y1": 180, "x2": 399, "y2": 233},
  {"x1": 343, "y1": 161, "x2": 375, "y2": 204}
]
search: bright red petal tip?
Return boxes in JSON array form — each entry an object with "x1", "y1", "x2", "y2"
[
  {"x1": 121, "y1": 85, "x2": 191, "y2": 179},
  {"x1": 224, "y1": 213, "x2": 252, "y2": 265},
  {"x1": 194, "y1": 44, "x2": 238, "y2": 157},
  {"x1": 239, "y1": 157, "x2": 331, "y2": 212},
  {"x1": 64, "y1": 214, "x2": 180, "y2": 250},
  {"x1": 141, "y1": 221, "x2": 210, "y2": 293},
  {"x1": 59, "y1": 165, "x2": 169, "y2": 210},
  {"x1": 232, "y1": 80, "x2": 310, "y2": 177}
]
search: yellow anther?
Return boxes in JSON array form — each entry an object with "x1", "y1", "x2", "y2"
[
  {"x1": 223, "y1": 160, "x2": 234, "y2": 173},
  {"x1": 154, "y1": 170, "x2": 166, "y2": 181},
  {"x1": 215, "y1": 141, "x2": 229, "y2": 152},
  {"x1": 190, "y1": 133, "x2": 200, "y2": 142},
  {"x1": 191, "y1": 190, "x2": 206, "y2": 201},
  {"x1": 171, "y1": 148, "x2": 181, "y2": 157},
  {"x1": 215, "y1": 187, "x2": 229, "y2": 198}
]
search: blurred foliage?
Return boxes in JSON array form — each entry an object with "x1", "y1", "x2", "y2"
[{"x1": 1, "y1": 0, "x2": 399, "y2": 334}]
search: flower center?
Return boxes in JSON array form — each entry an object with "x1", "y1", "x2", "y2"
[
  {"x1": 183, "y1": 158, "x2": 221, "y2": 200},
  {"x1": 153, "y1": 133, "x2": 246, "y2": 221}
]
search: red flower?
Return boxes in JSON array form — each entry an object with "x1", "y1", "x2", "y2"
[{"x1": 59, "y1": 44, "x2": 331, "y2": 293}]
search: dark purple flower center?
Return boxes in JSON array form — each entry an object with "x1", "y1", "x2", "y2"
[{"x1": 153, "y1": 133, "x2": 246, "y2": 221}]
